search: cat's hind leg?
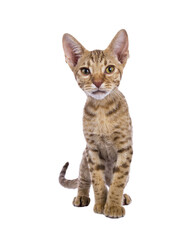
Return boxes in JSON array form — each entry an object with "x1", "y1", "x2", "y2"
[
  {"x1": 73, "y1": 148, "x2": 91, "y2": 207},
  {"x1": 123, "y1": 193, "x2": 132, "y2": 205}
]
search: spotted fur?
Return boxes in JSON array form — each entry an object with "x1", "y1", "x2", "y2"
[{"x1": 59, "y1": 30, "x2": 133, "y2": 218}]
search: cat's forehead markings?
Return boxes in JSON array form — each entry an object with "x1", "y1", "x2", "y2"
[
  {"x1": 89, "y1": 52, "x2": 95, "y2": 63},
  {"x1": 87, "y1": 60, "x2": 90, "y2": 67},
  {"x1": 90, "y1": 50, "x2": 105, "y2": 63},
  {"x1": 81, "y1": 60, "x2": 89, "y2": 67}
]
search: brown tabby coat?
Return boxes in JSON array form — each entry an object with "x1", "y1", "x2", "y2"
[{"x1": 59, "y1": 30, "x2": 133, "y2": 218}]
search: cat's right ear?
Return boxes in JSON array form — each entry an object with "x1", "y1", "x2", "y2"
[
  {"x1": 62, "y1": 34, "x2": 85, "y2": 70},
  {"x1": 106, "y1": 29, "x2": 129, "y2": 67}
]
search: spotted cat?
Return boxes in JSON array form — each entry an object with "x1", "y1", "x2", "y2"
[{"x1": 59, "y1": 29, "x2": 133, "y2": 218}]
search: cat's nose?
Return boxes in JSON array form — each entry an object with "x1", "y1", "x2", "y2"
[{"x1": 92, "y1": 80, "x2": 103, "y2": 88}]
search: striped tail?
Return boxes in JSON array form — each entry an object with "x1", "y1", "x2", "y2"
[{"x1": 59, "y1": 162, "x2": 78, "y2": 189}]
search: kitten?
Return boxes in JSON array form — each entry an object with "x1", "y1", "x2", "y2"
[{"x1": 59, "y1": 30, "x2": 133, "y2": 218}]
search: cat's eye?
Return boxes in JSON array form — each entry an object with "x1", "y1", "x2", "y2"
[
  {"x1": 81, "y1": 68, "x2": 91, "y2": 75},
  {"x1": 105, "y1": 65, "x2": 115, "y2": 74}
]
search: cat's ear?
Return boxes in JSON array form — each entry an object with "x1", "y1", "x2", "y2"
[
  {"x1": 106, "y1": 29, "x2": 129, "y2": 66},
  {"x1": 62, "y1": 34, "x2": 85, "y2": 70}
]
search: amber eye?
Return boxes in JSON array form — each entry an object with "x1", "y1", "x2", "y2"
[
  {"x1": 81, "y1": 68, "x2": 90, "y2": 75},
  {"x1": 105, "y1": 65, "x2": 115, "y2": 74}
]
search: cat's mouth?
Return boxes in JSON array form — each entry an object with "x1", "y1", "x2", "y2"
[
  {"x1": 88, "y1": 89, "x2": 110, "y2": 100},
  {"x1": 92, "y1": 90, "x2": 107, "y2": 95}
]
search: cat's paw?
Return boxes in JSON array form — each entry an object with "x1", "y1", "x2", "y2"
[
  {"x1": 73, "y1": 196, "x2": 90, "y2": 207},
  {"x1": 104, "y1": 204, "x2": 125, "y2": 218},
  {"x1": 93, "y1": 203, "x2": 105, "y2": 214},
  {"x1": 123, "y1": 193, "x2": 132, "y2": 205}
]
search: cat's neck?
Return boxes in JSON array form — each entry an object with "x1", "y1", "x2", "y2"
[{"x1": 86, "y1": 87, "x2": 124, "y2": 107}]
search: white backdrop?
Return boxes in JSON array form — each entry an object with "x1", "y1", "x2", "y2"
[{"x1": 0, "y1": 0, "x2": 180, "y2": 239}]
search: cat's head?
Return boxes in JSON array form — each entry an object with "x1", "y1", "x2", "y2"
[{"x1": 62, "y1": 30, "x2": 129, "y2": 100}]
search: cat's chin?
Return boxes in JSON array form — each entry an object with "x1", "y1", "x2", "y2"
[{"x1": 87, "y1": 90, "x2": 110, "y2": 100}]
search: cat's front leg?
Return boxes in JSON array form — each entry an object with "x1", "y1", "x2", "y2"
[
  {"x1": 104, "y1": 146, "x2": 133, "y2": 218},
  {"x1": 88, "y1": 149, "x2": 107, "y2": 214}
]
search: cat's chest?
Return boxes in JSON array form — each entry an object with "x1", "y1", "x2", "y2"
[{"x1": 90, "y1": 109, "x2": 113, "y2": 135}]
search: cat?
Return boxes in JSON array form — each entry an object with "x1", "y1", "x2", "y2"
[{"x1": 59, "y1": 29, "x2": 133, "y2": 218}]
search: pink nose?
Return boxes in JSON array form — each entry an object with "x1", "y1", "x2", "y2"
[{"x1": 92, "y1": 80, "x2": 103, "y2": 88}]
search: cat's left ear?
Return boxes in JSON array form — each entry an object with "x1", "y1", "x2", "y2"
[
  {"x1": 62, "y1": 33, "x2": 86, "y2": 70},
  {"x1": 106, "y1": 29, "x2": 129, "y2": 66}
]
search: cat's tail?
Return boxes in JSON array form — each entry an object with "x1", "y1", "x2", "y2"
[{"x1": 59, "y1": 162, "x2": 78, "y2": 189}]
